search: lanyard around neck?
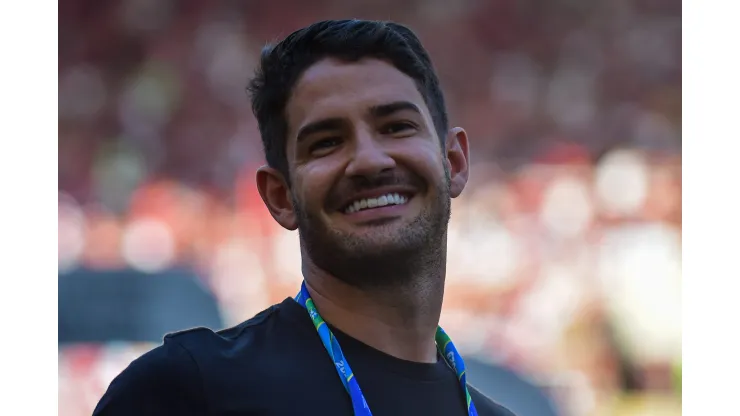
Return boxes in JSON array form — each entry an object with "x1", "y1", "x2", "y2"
[{"x1": 295, "y1": 281, "x2": 479, "y2": 416}]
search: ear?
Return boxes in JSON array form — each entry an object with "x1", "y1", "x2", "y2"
[
  {"x1": 444, "y1": 127, "x2": 471, "y2": 198},
  {"x1": 256, "y1": 165, "x2": 298, "y2": 230}
]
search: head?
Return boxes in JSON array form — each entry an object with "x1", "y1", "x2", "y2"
[{"x1": 249, "y1": 20, "x2": 470, "y2": 288}]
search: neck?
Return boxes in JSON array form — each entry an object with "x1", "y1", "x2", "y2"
[{"x1": 301, "y1": 260, "x2": 445, "y2": 364}]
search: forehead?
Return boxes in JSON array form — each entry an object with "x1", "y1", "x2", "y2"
[{"x1": 285, "y1": 58, "x2": 431, "y2": 133}]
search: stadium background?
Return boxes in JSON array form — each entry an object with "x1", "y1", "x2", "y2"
[{"x1": 58, "y1": 0, "x2": 682, "y2": 415}]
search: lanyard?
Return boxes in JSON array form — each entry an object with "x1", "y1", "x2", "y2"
[{"x1": 295, "y1": 281, "x2": 479, "y2": 416}]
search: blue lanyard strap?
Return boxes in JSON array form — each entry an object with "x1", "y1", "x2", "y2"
[{"x1": 295, "y1": 281, "x2": 478, "y2": 416}]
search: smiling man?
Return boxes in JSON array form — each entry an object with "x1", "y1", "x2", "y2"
[{"x1": 93, "y1": 20, "x2": 516, "y2": 416}]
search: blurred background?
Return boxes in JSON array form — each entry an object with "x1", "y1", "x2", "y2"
[{"x1": 58, "y1": 1, "x2": 681, "y2": 415}]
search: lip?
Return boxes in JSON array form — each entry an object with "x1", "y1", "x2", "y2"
[
  {"x1": 336, "y1": 187, "x2": 417, "y2": 213},
  {"x1": 340, "y1": 195, "x2": 414, "y2": 223}
]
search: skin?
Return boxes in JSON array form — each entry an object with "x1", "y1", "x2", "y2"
[{"x1": 256, "y1": 58, "x2": 470, "y2": 363}]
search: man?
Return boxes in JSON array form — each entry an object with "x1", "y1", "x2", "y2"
[{"x1": 93, "y1": 19, "x2": 516, "y2": 416}]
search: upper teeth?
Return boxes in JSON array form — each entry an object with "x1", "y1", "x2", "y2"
[{"x1": 344, "y1": 193, "x2": 408, "y2": 214}]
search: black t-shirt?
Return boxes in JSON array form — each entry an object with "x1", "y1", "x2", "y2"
[{"x1": 93, "y1": 297, "x2": 516, "y2": 416}]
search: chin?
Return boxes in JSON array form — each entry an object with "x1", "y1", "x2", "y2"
[{"x1": 340, "y1": 231, "x2": 427, "y2": 258}]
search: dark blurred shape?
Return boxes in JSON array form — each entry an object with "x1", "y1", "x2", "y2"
[
  {"x1": 59, "y1": 268, "x2": 223, "y2": 344},
  {"x1": 465, "y1": 357, "x2": 561, "y2": 416}
]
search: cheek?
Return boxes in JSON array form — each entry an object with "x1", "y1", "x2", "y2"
[
  {"x1": 294, "y1": 166, "x2": 336, "y2": 211},
  {"x1": 398, "y1": 140, "x2": 446, "y2": 180}
]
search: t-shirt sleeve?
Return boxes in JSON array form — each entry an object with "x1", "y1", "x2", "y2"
[{"x1": 92, "y1": 338, "x2": 206, "y2": 416}]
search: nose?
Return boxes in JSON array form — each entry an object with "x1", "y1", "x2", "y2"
[{"x1": 344, "y1": 130, "x2": 396, "y2": 178}]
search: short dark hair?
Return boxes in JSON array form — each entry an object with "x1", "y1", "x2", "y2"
[{"x1": 247, "y1": 19, "x2": 449, "y2": 182}]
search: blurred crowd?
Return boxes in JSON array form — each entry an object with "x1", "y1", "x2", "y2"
[{"x1": 58, "y1": 1, "x2": 681, "y2": 415}]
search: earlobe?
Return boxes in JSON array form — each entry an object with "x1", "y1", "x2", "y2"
[
  {"x1": 256, "y1": 166, "x2": 299, "y2": 230},
  {"x1": 445, "y1": 127, "x2": 470, "y2": 199}
]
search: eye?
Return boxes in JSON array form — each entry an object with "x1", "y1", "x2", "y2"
[
  {"x1": 380, "y1": 121, "x2": 417, "y2": 136},
  {"x1": 309, "y1": 137, "x2": 342, "y2": 156}
]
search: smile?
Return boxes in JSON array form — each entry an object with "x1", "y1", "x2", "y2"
[{"x1": 342, "y1": 193, "x2": 409, "y2": 214}]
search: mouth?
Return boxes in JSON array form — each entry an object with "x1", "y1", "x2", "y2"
[{"x1": 340, "y1": 192, "x2": 413, "y2": 215}]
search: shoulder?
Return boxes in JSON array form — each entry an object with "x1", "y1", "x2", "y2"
[
  {"x1": 93, "y1": 336, "x2": 206, "y2": 415},
  {"x1": 167, "y1": 299, "x2": 296, "y2": 355},
  {"x1": 469, "y1": 384, "x2": 519, "y2": 416},
  {"x1": 147, "y1": 301, "x2": 288, "y2": 367},
  {"x1": 94, "y1": 301, "x2": 293, "y2": 415}
]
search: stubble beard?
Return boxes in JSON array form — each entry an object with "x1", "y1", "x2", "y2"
[{"x1": 294, "y1": 177, "x2": 451, "y2": 291}]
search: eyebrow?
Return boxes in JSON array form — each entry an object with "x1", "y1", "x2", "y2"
[
  {"x1": 369, "y1": 101, "x2": 422, "y2": 118},
  {"x1": 296, "y1": 118, "x2": 345, "y2": 143}
]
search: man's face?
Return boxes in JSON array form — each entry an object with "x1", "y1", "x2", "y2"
[{"x1": 278, "y1": 58, "x2": 460, "y2": 286}]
